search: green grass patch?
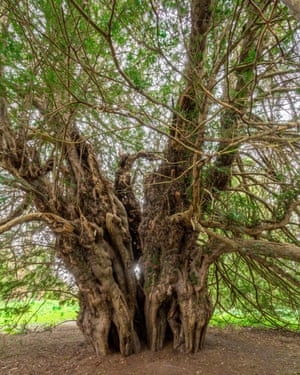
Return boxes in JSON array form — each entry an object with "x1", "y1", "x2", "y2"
[
  {"x1": 211, "y1": 308, "x2": 299, "y2": 331},
  {"x1": 0, "y1": 300, "x2": 298, "y2": 334},
  {"x1": 0, "y1": 299, "x2": 78, "y2": 333}
]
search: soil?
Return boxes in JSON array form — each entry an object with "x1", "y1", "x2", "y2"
[{"x1": 0, "y1": 322, "x2": 299, "y2": 375}]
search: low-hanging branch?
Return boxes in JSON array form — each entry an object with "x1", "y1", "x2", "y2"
[
  {"x1": 208, "y1": 231, "x2": 300, "y2": 262},
  {"x1": 0, "y1": 212, "x2": 74, "y2": 235}
]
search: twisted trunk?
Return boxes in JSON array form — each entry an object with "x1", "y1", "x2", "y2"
[
  {"x1": 139, "y1": 155, "x2": 214, "y2": 352},
  {"x1": 137, "y1": 0, "x2": 215, "y2": 352},
  {"x1": 143, "y1": 225, "x2": 213, "y2": 353},
  {"x1": 60, "y1": 136, "x2": 143, "y2": 355},
  {"x1": 53, "y1": 196, "x2": 141, "y2": 356}
]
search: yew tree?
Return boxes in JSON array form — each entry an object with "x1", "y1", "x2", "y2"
[{"x1": 0, "y1": 0, "x2": 299, "y2": 356}]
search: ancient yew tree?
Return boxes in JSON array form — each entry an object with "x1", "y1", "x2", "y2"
[{"x1": 0, "y1": 0, "x2": 299, "y2": 356}]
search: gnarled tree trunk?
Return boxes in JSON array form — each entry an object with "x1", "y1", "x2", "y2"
[
  {"x1": 137, "y1": 0, "x2": 215, "y2": 352},
  {"x1": 141, "y1": 217, "x2": 213, "y2": 352},
  {"x1": 51, "y1": 130, "x2": 143, "y2": 356},
  {"x1": 3, "y1": 0, "x2": 294, "y2": 359},
  {"x1": 139, "y1": 143, "x2": 214, "y2": 352}
]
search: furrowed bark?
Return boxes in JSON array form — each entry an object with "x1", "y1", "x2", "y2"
[
  {"x1": 1, "y1": 93, "x2": 141, "y2": 355},
  {"x1": 140, "y1": 0, "x2": 214, "y2": 352},
  {"x1": 54, "y1": 128, "x2": 141, "y2": 356}
]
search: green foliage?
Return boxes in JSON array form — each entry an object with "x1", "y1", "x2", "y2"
[
  {"x1": 0, "y1": 220, "x2": 77, "y2": 331},
  {"x1": 216, "y1": 191, "x2": 261, "y2": 226},
  {"x1": 0, "y1": 300, "x2": 78, "y2": 333},
  {"x1": 210, "y1": 307, "x2": 298, "y2": 329},
  {"x1": 275, "y1": 188, "x2": 299, "y2": 221},
  {"x1": 209, "y1": 254, "x2": 300, "y2": 332},
  {"x1": 0, "y1": 226, "x2": 78, "y2": 333}
]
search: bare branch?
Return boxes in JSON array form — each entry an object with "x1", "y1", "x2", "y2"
[
  {"x1": 0, "y1": 212, "x2": 74, "y2": 234},
  {"x1": 0, "y1": 197, "x2": 31, "y2": 226},
  {"x1": 281, "y1": 0, "x2": 300, "y2": 20},
  {"x1": 208, "y1": 231, "x2": 300, "y2": 262},
  {"x1": 237, "y1": 239, "x2": 300, "y2": 262}
]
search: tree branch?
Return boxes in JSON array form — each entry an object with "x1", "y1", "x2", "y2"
[
  {"x1": 0, "y1": 212, "x2": 74, "y2": 234},
  {"x1": 0, "y1": 196, "x2": 31, "y2": 226},
  {"x1": 200, "y1": 199, "x2": 300, "y2": 237},
  {"x1": 208, "y1": 230, "x2": 300, "y2": 262},
  {"x1": 237, "y1": 239, "x2": 300, "y2": 262},
  {"x1": 114, "y1": 152, "x2": 161, "y2": 259},
  {"x1": 281, "y1": 0, "x2": 300, "y2": 20}
]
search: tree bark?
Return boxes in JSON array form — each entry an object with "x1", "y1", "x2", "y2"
[
  {"x1": 140, "y1": 182, "x2": 214, "y2": 352},
  {"x1": 139, "y1": 125, "x2": 214, "y2": 352},
  {"x1": 51, "y1": 192, "x2": 141, "y2": 356},
  {"x1": 281, "y1": 0, "x2": 300, "y2": 20},
  {"x1": 50, "y1": 129, "x2": 142, "y2": 356},
  {"x1": 138, "y1": 0, "x2": 215, "y2": 352}
]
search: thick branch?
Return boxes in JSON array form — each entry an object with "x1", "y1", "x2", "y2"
[
  {"x1": 281, "y1": 0, "x2": 300, "y2": 20},
  {"x1": 114, "y1": 152, "x2": 161, "y2": 259},
  {"x1": 209, "y1": 232, "x2": 300, "y2": 262},
  {"x1": 0, "y1": 212, "x2": 74, "y2": 234},
  {"x1": 237, "y1": 239, "x2": 300, "y2": 262},
  {"x1": 200, "y1": 199, "x2": 300, "y2": 237},
  {"x1": 203, "y1": 7, "x2": 262, "y2": 206},
  {"x1": 188, "y1": 0, "x2": 212, "y2": 73}
]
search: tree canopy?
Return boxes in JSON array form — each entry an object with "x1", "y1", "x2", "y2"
[{"x1": 0, "y1": 0, "x2": 299, "y2": 356}]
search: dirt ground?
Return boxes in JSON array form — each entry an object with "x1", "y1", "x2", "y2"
[{"x1": 0, "y1": 322, "x2": 299, "y2": 375}]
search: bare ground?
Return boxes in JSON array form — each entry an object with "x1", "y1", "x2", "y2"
[{"x1": 0, "y1": 322, "x2": 299, "y2": 375}]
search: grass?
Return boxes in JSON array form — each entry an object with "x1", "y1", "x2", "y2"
[
  {"x1": 0, "y1": 300, "x2": 298, "y2": 334},
  {"x1": 210, "y1": 308, "x2": 299, "y2": 331},
  {"x1": 0, "y1": 299, "x2": 78, "y2": 333}
]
